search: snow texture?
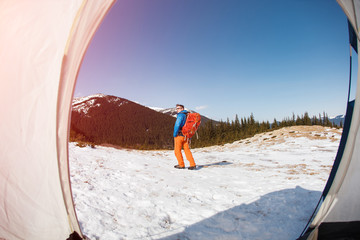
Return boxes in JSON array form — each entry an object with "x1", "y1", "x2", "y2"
[
  {"x1": 69, "y1": 126, "x2": 342, "y2": 240},
  {"x1": 72, "y1": 94, "x2": 128, "y2": 114}
]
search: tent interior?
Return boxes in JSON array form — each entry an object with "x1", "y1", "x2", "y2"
[{"x1": 0, "y1": 1, "x2": 359, "y2": 239}]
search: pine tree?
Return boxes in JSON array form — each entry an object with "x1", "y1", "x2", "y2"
[
  {"x1": 303, "y1": 112, "x2": 311, "y2": 125},
  {"x1": 296, "y1": 115, "x2": 303, "y2": 125},
  {"x1": 272, "y1": 118, "x2": 278, "y2": 129},
  {"x1": 292, "y1": 113, "x2": 296, "y2": 125}
]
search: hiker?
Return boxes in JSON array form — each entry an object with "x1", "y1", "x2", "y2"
[{"x1": 173, "y1": 104, "x2": 196, "y2": 170}]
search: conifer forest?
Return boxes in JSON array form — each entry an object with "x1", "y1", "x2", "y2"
[{"x1": 70, "y1": 109, "x2": 339, "y2": 150}]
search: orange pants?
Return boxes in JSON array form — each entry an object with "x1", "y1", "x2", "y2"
[{"x1": 174, "y1": 136, "x2": 196, "y2": 167}]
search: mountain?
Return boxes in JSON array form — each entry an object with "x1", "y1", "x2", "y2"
[
  {"x1": 70, "y1": 94, "x2": 176, "y2": 149},
  {"x1": 150, "y1": 107, "x2": 216, "y2": 125},
  {"x1": 329, "y1": 114, "x2": 345, "y2": 126}
]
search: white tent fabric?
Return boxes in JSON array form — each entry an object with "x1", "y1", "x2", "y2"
[
  {"x1": 304, "y1": 0, "x2": 360, "y2": 238},
  {"x1": 338, "y1": 0, "x2": 360, "y2": 35},
  {"x1": 0, "y1": 1, "x2": 115, "y2": 239}
]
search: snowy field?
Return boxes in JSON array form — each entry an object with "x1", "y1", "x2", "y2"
[{"x1": 69, "y1": 126, "x2": 342, "y2": 240}]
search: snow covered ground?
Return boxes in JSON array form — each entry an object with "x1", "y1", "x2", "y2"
[{"x1": 69, "y1": 126, "x2": 342, "y2": 240}]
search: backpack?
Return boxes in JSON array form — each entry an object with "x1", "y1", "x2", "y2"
[{"x1": 182, "y1": 112, "x2": 201, "y2": 140}]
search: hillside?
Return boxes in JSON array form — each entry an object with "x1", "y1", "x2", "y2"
[{"x1": 70, "y1": 94, "x2": 175, "y2": 149}]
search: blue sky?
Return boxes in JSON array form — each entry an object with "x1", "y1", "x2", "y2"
[{"x1": 75, "y1": 0, "x2": 355, "y2": 122}]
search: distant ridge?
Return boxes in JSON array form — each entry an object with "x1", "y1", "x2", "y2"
[
  {"x1": 329, "y1": 114, "x2": 345, "y2": 126},
  {"x1": 149, "y1": 107, "x2": 215, "y2": 125}
]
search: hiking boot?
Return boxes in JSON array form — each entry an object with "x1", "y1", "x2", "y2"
[
  {"x1": 188, "y1": 166, "x2": 196, "y2": 170},
  {"x1": 174, "y1": 165, "x2": 185, "y2": 169}
]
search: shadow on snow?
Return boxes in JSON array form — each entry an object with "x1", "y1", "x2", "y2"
[
  {"x1": 195, "y1": 160, "x2": 233, "y2": 170},
  {"x1": 156, "y1": 186, "x2": 321, "y2": 240}
]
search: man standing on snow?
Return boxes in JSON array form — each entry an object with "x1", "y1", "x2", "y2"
[{"x1": 173, "y1": 104, "x2": 196, "y2": 170}]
